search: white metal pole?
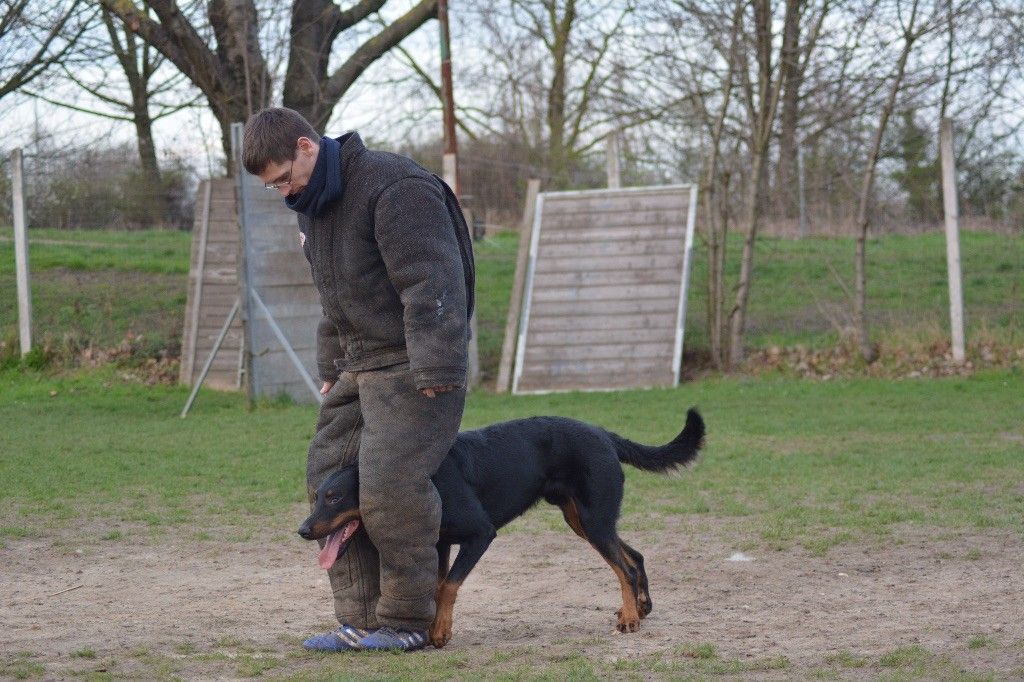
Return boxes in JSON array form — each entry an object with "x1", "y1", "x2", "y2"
[
  {"x1": 11, "y1": 149, "x2": 32, "y2": 356},
  {"x1": 939, "y1": 118, "x2": 965, "y2": 363}
]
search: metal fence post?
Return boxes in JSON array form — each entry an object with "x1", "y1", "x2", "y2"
[
  {"x1": 11, "y1": 149, "x2": 32, "y2": 356},
  {"x1": 940, "y1": 118, "x2": 966, "y2": 363}
]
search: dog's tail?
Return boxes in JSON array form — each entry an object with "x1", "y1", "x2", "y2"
[{"x1": 607, "y1": 408, "x2": 705, "y2": 473}]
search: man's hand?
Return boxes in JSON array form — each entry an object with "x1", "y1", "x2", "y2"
[
  {"x1": 421, "y1": 385, "x2": 456, "y2": 398},
  {"x1": 320, "y1": 380, "x2": 335, "y2": 395}
]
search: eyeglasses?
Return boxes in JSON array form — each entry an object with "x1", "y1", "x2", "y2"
[{"x1": 264, "y1": 157, "x2": 295, "y2": 191}]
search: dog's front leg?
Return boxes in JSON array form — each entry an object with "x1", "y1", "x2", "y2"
[{"x1": 429, "y1": 528, "x2": 495, "y2": 648}]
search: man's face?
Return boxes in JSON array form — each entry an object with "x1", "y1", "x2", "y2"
[{"x1": 258, "y1": 136, "x2": 320, "y2": 197}]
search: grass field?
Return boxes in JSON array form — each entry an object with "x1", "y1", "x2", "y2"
[
  {"x1": 3, "y1": 368, "x2": 1021, "y2": 547},
  {"x1": 2, "y1": 366, "x2": 1022, "y2": 679}
]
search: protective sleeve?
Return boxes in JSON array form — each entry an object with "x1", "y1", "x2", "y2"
[
  {"x1": 316, "y1": 315, "x2": 342, "y2": 382},
  {"x1": 373, "y1": 176, "x2": 469, "y2": 389}
]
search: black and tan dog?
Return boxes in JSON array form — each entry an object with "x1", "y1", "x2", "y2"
[{"x1": 298, "y1": 408, "x2": 705, "y2": 648}]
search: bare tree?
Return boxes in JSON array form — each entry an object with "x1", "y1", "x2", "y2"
[
  {"x1": 26, "y1": 7, "x2": 200, "y2": 188},
  {"x1": 773, "y1": 0, "x2": 832, "y2": 219},
  {"x1": 440, "y1": 0, "x2": 660, "y2": 188},
  {"x1": 725, "y1": 0, "x2": 801, "y2": 365},
  {"x1": 0, "y1": 0, "x2": 88, "y2": 100},
  {"x1": 850, "y1": 0, "x2": 967, "y2": 361},
  {"x1": 98, "y1": 0, "x2": 440, "y2": 170}
]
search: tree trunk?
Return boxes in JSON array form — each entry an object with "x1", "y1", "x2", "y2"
[
  {"x1": 703, "y1": 0, "x2": 744, "y2": 368},
  {"x1": 103, "y1": 10, "x2": 163, "y2": 187},
  {"x1": 283, "y1": 0, "x2": 344, "y2": 132},
  {"x1": 775, "y1": 0, "x2": 803, "y2": 219},
  {"x1": 284, "y1": 0, "x2": 438, "y2": 133},
  {"x1": 727, "y1": 0, "x2": 798, "y2": 367},
  {"x1": 728, "y1": 147, "x2": 767, "y2": 365},
  {"x1": 852, "y1": 1, "x2": 919, "y2": 363},
  {"x1": 545, "y1": 0, "x2": 576, "y2": 188}
]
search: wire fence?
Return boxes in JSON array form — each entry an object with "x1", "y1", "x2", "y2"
[
  {"x1": 1, "y1": 137, "x2": 1021, "y2": 379},
  {"x1": 0, "y1": 144, "x2": 198, "y2": 232}
]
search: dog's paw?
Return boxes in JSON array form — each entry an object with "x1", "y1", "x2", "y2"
[
  {"x1": 638, "y1": 594, "x2": 652, "y2": 618},
  {"x1": 429, "y1": 621, "x2": 453, "y2": 648},
  {"x1": 616, "y1": 616, "x2": 641, "y2": 633}
]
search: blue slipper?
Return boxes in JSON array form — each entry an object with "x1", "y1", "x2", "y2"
[
  {"x1": 302, "y1": 624, "x2": 371, "y2": 651},
  {"x1": 357, "y1": 626, "x2": 428, "y2": 651}
]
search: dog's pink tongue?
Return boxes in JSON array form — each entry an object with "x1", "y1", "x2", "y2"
[{"x1": 318, "y1": 529, "x2": 345, "y2": 570}]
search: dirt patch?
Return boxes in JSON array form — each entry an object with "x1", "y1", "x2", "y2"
[{"x1": 2, "y1": 516, "x2": 1022, "y2": 679}]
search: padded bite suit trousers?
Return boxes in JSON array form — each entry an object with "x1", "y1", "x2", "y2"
[{"x1": 306, "y1": 362, "x2": 466, "y2": 632}]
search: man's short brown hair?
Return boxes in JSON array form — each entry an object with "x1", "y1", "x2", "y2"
[{"x1": 242, "y1": 107, "x2": 319, "y2": 175}]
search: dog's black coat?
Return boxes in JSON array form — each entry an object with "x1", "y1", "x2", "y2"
[{"x1": 299, "y1": 408, "x2": 705, "y2": 645}]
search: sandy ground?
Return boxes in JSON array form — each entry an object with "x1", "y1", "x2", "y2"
[{"x1": 2, "y1": 514, "x2": 1022, "y2": 680}]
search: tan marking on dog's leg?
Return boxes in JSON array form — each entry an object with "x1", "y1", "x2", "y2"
[
  {"x1": 559, "y1": 500, "x2": 588, "y2": 540},
  {"x1": 430, "y1": 580, "x2": 461, "y2": 648},
  {"x1": 560, "y1": 500, "x2": 641, "y2": 632},
  {"x1": 619, "y1": 542, "x2": 650, "y2": 618},
  {"x1": 609, "y1": 560, "x2": 642, "y2": 632}
]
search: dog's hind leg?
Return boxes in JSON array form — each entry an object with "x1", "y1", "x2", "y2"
[
  {"x1": 560, "y1": 500, "x2": 643, "y2": 633},
  {"x1": 619, "y1": 541, "x2": 651, "y2": 618}
]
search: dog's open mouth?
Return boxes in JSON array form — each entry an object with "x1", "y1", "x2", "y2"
[{"x1": 317, "y1": 519, "x2": 361, "y2": 569}]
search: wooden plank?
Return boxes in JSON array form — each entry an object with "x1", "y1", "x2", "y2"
[
  {"x1": 530, "y1": 283, "x2": 683, "y2": 303},
  {"x1": 531, "y1": 270, "x2": 680, "y2": 288},
  {"x1": 526, "y1": 312, "x2": 676, "y2": 332},
  {"x1": 189, "y1": 358, "x2": 242, "y2": 375},
  {"x1": 525, "y1": 341, "x2": 674, "y2": 362},
  {"x1": 516, "y1": 370, "x2": 674, "y2": 392},
  {"x1": 530, "y1": 297, "x2": 679, "y2": 317},
  {"x1": 522, "y1": 358, "x2": 672, "y2": 377},
  {"x1": 206, "y1": 219, "x2": 240, "y2": 232},
  {"x1": 202, "y1": 374, "x2": 243, "y2": 391},
  {"x1": 193, "y1": 327, "x2": 243, "y2": 342},
  {"x1": 538, "y1": 224, "x2": 686, "y2": 243},
  {"x1": 203, "y1": 241, "x2": 238, "y2": 259},
  {"x1": 496, "y1": 182, "x2": 539, "y2": 393},
  {"x1": 542, "y1": 209, "x2": 688, "y2": 230},
  {"x1": 539, "y1": 239, "x2": 684, "y2": 258},
  {"x1": 526, "y1": 327, "x2": 676, "y2": 346},
  {"x1": 202, "y1": 267, "x2": 238, "y2": 285},
  {"x1": 197, "y1": 300, "x2": 242, "y2": 315},
  {"x1": 543, "y1": 192, "x2": 688, "y2": 215},
  {"x1": 180, "y1": 180, "x2": 212, "y2": 384},
  {"x1": 535, "y1": 254, "x2": 682, "y2": 273}
]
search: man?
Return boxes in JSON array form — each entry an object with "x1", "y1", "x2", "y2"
[{"x1": 242, "y1": 108, "x2": 474, "y2": 652}]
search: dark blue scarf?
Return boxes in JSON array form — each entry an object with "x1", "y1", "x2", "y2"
[{"x1": 285, "y1": 135, "x2": 343, "y2": 218}]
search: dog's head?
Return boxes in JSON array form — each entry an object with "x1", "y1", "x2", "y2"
[{"x1": 298, "y1": 465, "x2": 362, "y2": 570}]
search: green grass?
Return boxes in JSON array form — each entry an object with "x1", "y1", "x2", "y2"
[
  {"x1": 610, "y1": 645, "x2": 790, "y2": 676},
  {"x1": 698, "y1": 230, "x2": 1024, "y2": 348},
  {"x1": 0, "y1": 652, "x2": 45, "y2": 680},
  {"x1": 472, "y1": 232, "x2": 519, "y2": 383},
  {"x1": 2, "y1": 366, "x2": 1021, "y2": 550},
  {"x1": 0, "y1": 228, "x2": 190, "y2": 351},
  {"x1": 1, "y1": 227, "x2": 1020, "y2": 375},
  {"x1": 0, "y1": 228, "x2": 191, "y2": 275}
]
